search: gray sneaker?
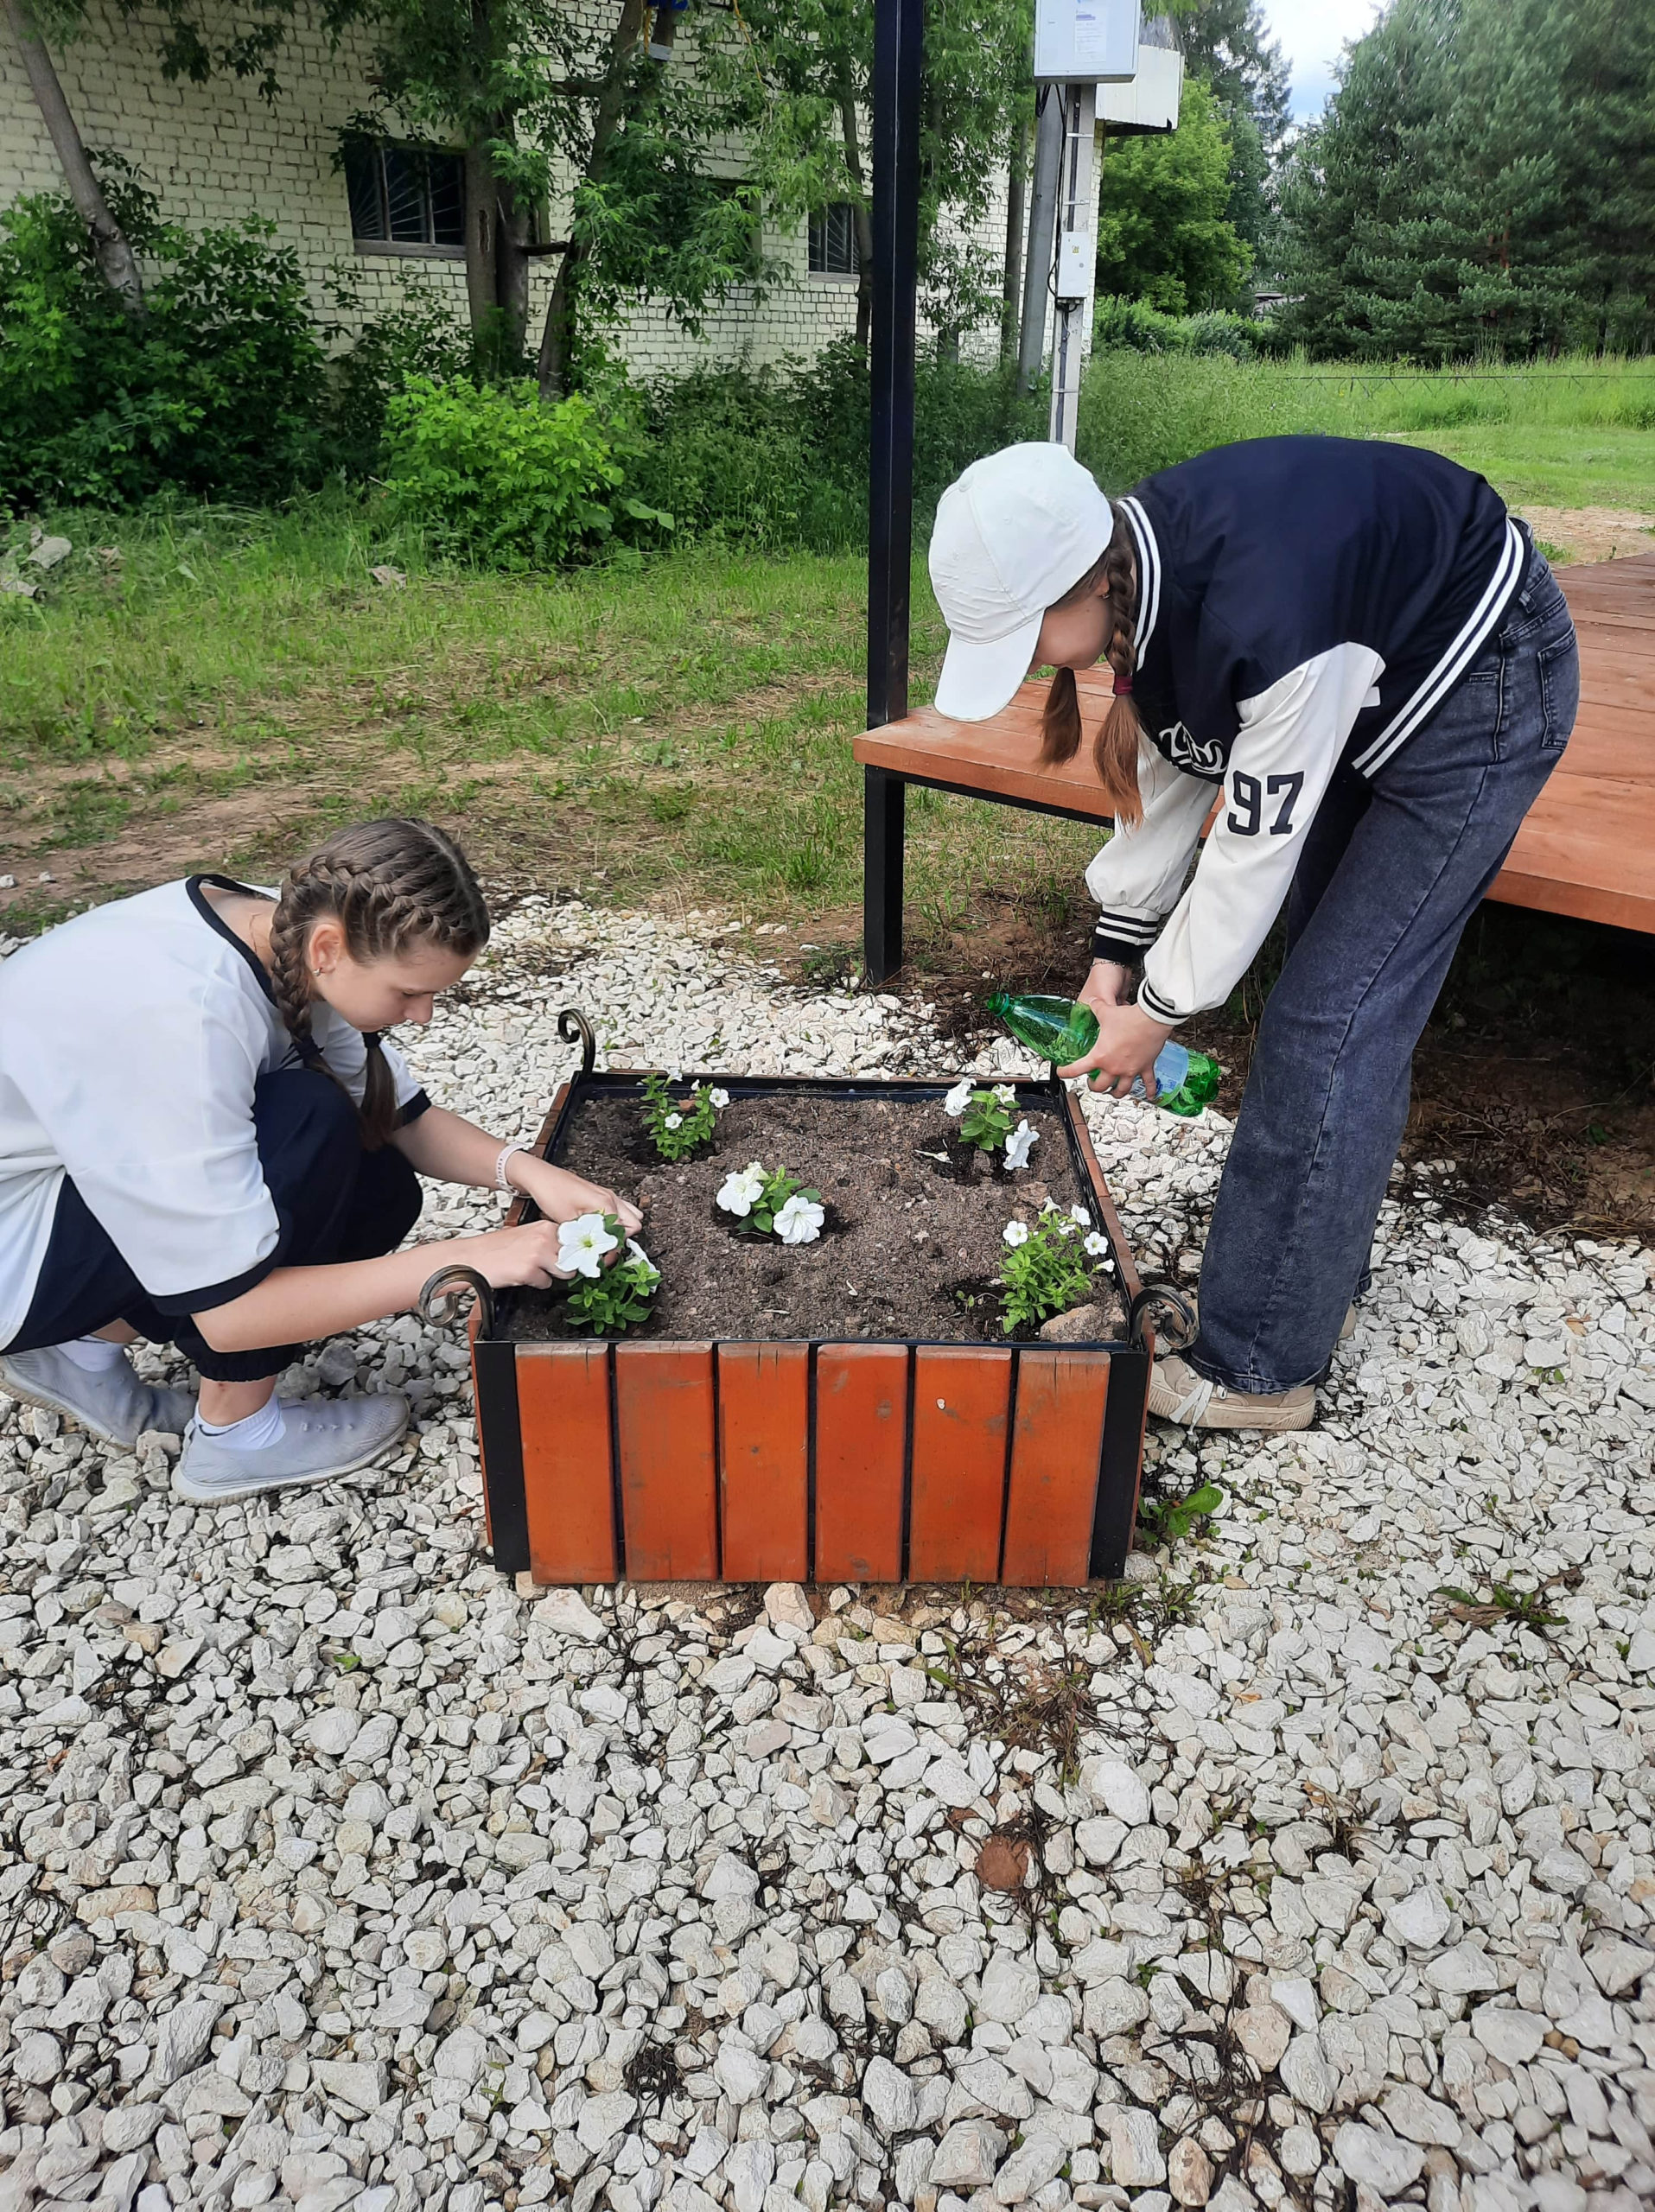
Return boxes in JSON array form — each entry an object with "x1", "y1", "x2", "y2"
[
  {"x1": 173, "y1": 1392, "x2": 410, "y2": 1504},
  {"x1": 0, "y1": 1344, "x2": 196, "y2": 1448}
]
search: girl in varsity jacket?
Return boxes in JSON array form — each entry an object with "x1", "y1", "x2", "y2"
[
  {"x1": 929, "y1": 436, "x2": 1578, "y2": 1430},
  {"x1": 0, "y1": 820, "x2": 640, "y2": 1502}
]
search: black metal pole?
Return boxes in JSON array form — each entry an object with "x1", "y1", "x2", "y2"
[{"x1": 863, "y1": 0, "x2": 922, "y2": 983}]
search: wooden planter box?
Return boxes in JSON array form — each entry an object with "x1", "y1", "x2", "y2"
[{"x1": 423, "y1": 1014, "x2": 1189, "y2": 1590}]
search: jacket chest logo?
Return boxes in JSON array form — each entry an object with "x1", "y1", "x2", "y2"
[{"x1": 1160, "y1": 721, "x2": 1226, "y2": 776}]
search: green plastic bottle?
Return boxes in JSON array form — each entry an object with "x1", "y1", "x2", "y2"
[{"x1": 986, "y1": 992, "x2": 1222, "y2": 1117}]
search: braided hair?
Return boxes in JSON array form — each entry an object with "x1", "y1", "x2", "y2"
[
  {"x1": 1035, "y1": 506, "x2": 1145, "y2": 828},
  {"x1": 266, "y1": 820, "x2": 489, "y2": 1149}
]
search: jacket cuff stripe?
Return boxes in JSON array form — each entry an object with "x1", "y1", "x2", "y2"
[{"x1": 1139, "y1": 981, "x2": 1187, "y2": 1026}]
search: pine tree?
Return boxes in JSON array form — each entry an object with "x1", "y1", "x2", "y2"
[{"x1": 1167, "y1": 0, "x2": 1290, "y2": 276}]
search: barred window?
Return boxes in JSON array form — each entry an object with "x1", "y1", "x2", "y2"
[
  {"x1": 345, "y1": 142, "x2": 465, "y2": 252},
  {"x1": 808, "y1": 203, "x2": 861, "y2": 276}
]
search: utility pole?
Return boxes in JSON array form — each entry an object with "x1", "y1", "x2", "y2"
[
  {"x1": 1015, "y1": 88, "x2": 1062, "y2": 397},
  {"x1": 1047, "y1": 80, "x2": 1098, "y2": 450}
]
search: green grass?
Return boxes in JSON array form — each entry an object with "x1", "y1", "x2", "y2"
[
  {"x1": 3, "y1": 349, "x2": 1650, "y2": 948},
  {"x1": 0, "y1": 494, "x2": 1098, "y2": 957},
  {"x1": 1079, "y1": 349, "x2": 1655, "y2": 508}
]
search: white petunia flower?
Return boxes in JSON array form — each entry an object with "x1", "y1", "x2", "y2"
[
  {"x1": 709, "y1": 1088, "x2": 730, "y2": 1109},
  {"x1": 1084, "y1": 1231, "x2": 1110, "y2": 1257},
  {"x1": 1003, "y1": 1120, "x2": 1039, "y2": 1171},
  {"x1": 1003, "y1": 1220, "x2": 1030, "y2": 1249},
  {"x1": 558, "y1": 1212, "x2": 618, "y2": 1280},
  {"x1": 667, "y1": 1066, "x2": 684, "y2": 1084},
  {"x1": 664, "y1": 1112, "x2": 683, "y2": 1130},
  {"x1": 716, "y1": 1161, "x2": 767, "y2": 1217},
  {"x1": 626, "y1": 1239, "x2": 660, "y2": 1282},
  {"x1": 943, "y1": 1078, "x2": 973, "y2": 1118},
  {"x1": 773, "y1": 1193, "x2": 825, "y2": 1246},
  {"x1": 992, "y1": 1083, "x2": 1017, "y2": 1106},
  {"x1": 1071, "y1": 1204, "x2": 1092, "y2": 1226}
]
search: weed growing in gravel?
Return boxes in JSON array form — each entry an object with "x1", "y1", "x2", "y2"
[
  {"x1": 1140, "y1": 1481, "x2": 1225, "y2": 1547},
  {"x1": 1434, "y1": 1574, "x2": 1571, "y2": 1634},
  {"x1": 641, "y1": 1071, "x2": 729, "y2": 1161}
]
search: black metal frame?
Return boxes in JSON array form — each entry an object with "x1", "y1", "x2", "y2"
[
  {"x1": 423, "y1": 1007, "x2": 1197, "y2": 1582},
  {"x1": 864, "y1": 0, "x2": 924, "y2": 984}
]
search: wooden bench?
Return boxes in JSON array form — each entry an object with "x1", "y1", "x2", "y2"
[{"x1": 854, "y1": 550, "x2": 1655, "y2": 978}]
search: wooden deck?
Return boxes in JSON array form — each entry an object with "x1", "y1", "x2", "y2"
[{"x1": 856, "y1": 550, "x2": 1655, "y2": 939}]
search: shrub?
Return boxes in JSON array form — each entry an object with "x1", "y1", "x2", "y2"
[
  {"x1": 383, "y1": 376, "x2": 626, "y2": 568},
  {"x1": 328, "y1": 277, "x2": 475, "y2": 477},
  {"x1": 1092, "y1": 295, "x2": 1257, "y2": 359},
  {"x1": 0, "y1": 169, "x2": 329, "y2": 508}
]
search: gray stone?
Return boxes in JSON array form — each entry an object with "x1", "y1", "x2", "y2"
[
  {"x1": 1331, "y1": 2122, "x2": 1425, "y2": 2196},
  {"x1": 977, "y1": 1953, "x2": 1041, "y2": 2026},
  {"x1": 1107, "y1": 2109, "x2": 1165, "y2": 2188},
  {"x1": 862, "y1": 2056, "x2": 917, "y2": 2136},
  {"x1": 931, "y1": 2122, "x2": 1008, "y2": 2191}
]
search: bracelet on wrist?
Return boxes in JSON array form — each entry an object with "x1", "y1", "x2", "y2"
[{"x1": 494, "y1": 1141, "x2": 531, "y2": 1192}]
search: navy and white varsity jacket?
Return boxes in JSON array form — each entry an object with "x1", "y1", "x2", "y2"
[{"x1": 1086, "y1": 435, "x2": 1528, "y2": 1025}]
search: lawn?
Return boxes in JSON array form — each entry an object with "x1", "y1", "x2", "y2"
[
  {"x1": 3, "y1": 350, "x2": 1650, "y2": 969},
  {"x1": 0, "y1": 499, "x2": 1100, "y2": 977}
]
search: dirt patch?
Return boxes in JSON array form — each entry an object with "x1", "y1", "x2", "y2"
[
  {"x1": 505, "y1": 1089, "x2": 1124, "y2": 1345},
  {"x1": 1515, "y1": 505, "x2": 1655, "y2": 564}
]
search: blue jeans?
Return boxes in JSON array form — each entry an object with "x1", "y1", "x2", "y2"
[
  {"x1": 1188, "y1": 549, "x2": 1579, "y2": 1395},
  {"x1": 9, "y1": 1070, "x2": 423, "y2": 1382}
]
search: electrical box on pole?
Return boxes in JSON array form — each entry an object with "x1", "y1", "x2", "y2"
[{"x1": 1034, "y1": 0, "x2": 1140, "y2": 83}]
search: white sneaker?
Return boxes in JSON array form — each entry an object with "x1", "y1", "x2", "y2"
[
  {"x1": 0, "y1": 1345, "x2": 195, "y2": 1448},
  {"x1": 173, "y1": 1393, "x2": 410, "y2": 1504}
]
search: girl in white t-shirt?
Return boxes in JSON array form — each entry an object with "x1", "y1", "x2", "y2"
[{"x1": 0, "y1": 818, "x2": 640, "y2": 1503}]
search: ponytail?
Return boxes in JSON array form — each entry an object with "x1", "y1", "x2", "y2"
[
  {"x1": 1035, "y1": 508, "x2": 1145, "y2": 829},
  {"x1": 267, "y1": 819, "x2": 489, "y2": 1150}
]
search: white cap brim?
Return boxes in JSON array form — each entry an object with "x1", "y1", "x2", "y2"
[{"x1": 933, "y1": 607, "x2": 1045, "y2": 723}]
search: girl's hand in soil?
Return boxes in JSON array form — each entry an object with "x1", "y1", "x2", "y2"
[
  {"x1": 1059, "y1": 998, "x2": 1174, "y2": 1097},
  {"x1": 512, "y1": 1157, "x2": 644, "y2": 1239},
  {"x1": 465, "y1": 1222, "x2": 584, "y2": 1288}
]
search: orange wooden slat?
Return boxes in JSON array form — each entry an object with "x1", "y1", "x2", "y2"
[
  {"x1": 1494, "y1": 774, "x2": 1655, "y2": 932},
  {"x1": 1575, "y1": 652, "x2": 1655, "y2": 716},
  {"x1": 814, "y1": 1344, "x2": 908, "y2": 1584},
  {"x1": 1002, "y1": 1350, "x2": 1111, "y2": 1587},
  {"x1": 614, "y1": 1344, "x2": 718, "y2": 1580},
  {"x1": 909, "y1": 1348, "x2": 1014, "y2": 1585},
  {"x1": 517, "y1": 1343, "x2": 617, "y2": 1584},
  {"x1": 1547, "y1": 702, "x2": 1655, "y2": 785},
  {"x1": 717, "y1": 1344, "x2": 809, "y2": 1583}
]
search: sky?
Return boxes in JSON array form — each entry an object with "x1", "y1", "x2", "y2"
[{"x1": 1257, "y1": 0, "x2": 1385, "y2": 121}]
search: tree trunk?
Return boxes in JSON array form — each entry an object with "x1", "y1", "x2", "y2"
[
  {"x1": 837, "y1": 70, "x2": 875, "y2": 353},
  {"x1": 1000, "y1": 118, "x2": 1027, "y2": 365},
  {"x1": 3, "y1": 0, "x2": 145, "y2": 316},
  {"x1": 535, "y1": 0, "x2": 650, "y2": 399},
  {"x1": 496, "y1": 183, "x2": 531, "y2": 366},
  {"x1": 462, "y1": 138, "x2": 499, "y2": 340}
]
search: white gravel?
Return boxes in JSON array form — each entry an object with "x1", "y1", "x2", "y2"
[{"x1": 3, "y1": 896, "x2": 1654, "y2": 2212}]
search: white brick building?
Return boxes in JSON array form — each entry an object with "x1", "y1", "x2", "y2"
[{"x1": 0, "y1": 1, "x2": 1024, "y2": 378}]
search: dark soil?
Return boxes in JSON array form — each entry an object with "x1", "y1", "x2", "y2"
[
  {"x1": 504, "y1": 1090, "x2": 1126, "y2": 1346},
  {"x1": 888, "y1": 894, "x2": 1655, "y2": 1248}
]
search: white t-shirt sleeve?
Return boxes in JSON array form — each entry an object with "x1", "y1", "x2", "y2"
[
  {"x1": 1084, "y1": 737, "x2": 1217, "y2": 961},
  {"x1": 1138, "y1": 644, "x2": 1385, "y2": 1023},
  {"x1": 22, "y1": 974, "x2": 283, "y2": 1308}
]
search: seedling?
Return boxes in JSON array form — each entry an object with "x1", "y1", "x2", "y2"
[
  {"x1": 944, "y1": 1079, "x2": 1040, "y2": 1170},
  {"x1": 641, "y1": 1071, "x2": 729, "y2": 1162},
  {"x1": 558, "y1": 1212, "x2": 661, "y2": 1336},
  {"x1": 716, "y1": 1161, "x2": 824, "y2": 1243},
  {"x1": 995, "y1": 1203, "x2": 1111, "y2": 1334}
]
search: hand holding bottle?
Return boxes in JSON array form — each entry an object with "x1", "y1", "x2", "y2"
[{"x1": 1059, "y1": 998, "x2": 1175, "y2": 1097}]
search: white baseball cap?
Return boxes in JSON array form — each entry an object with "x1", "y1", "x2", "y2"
[{"x1": 928, "y1": 442, "x2": 1114, "y2": 722}]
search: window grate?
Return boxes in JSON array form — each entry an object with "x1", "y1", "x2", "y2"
[
  {"x1": 344, "y1": 142, "x2": 466, "y2": 251},
  {"x1": 808, "y1": 203, "x2": 860, "y2": 276}
]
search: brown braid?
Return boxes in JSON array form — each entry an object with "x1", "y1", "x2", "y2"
[
  {"x1": 266, "y1": 820, "x2": 489, "y2": 1148},
  {"x1": 1036, "y1": 506, "x2": 1145, "y2": 828}
]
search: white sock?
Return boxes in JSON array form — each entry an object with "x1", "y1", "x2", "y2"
[
  {"x1": 59, "y1": 1335, "x2": 129, "y2": 1373},
  {"x1": 196, "y1": 1397, "x2": 287, "y2": 1452}
]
